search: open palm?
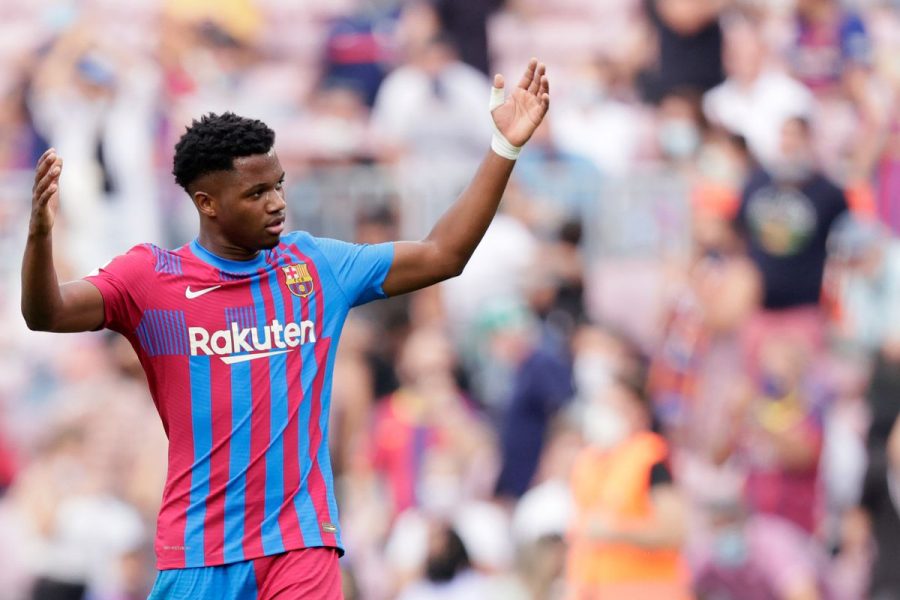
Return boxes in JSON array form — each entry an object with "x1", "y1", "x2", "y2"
[{"x1": 491, "y1": 59, "x2": 551, "y2": 148}]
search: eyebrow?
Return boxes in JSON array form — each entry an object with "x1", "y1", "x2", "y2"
[{"x1": 240, "y1": 172, "x2": 285, "y2": 196}]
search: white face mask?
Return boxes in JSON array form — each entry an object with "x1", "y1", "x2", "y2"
[
  {"x1": 574, "y1": 352, "x2": 615, "y2": 401},
  {"x1": 583, "y1": 402, "x2": 631, "y2": 450},
  {"x1": 659, "y1": 119, "x2": 701, "y2": 160}
]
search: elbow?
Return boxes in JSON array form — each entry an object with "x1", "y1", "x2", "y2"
[
  {"x1": 432, "y1": 250, "x2": 467, "y2": 281},
  {"x1": 21, "y1": 307, "x2": 52, "y2": 332},
  {"x1": 447, "y1": 258, "x2": 466, "y2": 279},
  {"x1": 422, "y1": 239, "x2": 468, "y2": 282},
  {"x1": 23, "y1": 316, "x2": 48, "y2": 332}
]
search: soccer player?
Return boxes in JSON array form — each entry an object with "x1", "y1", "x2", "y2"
[{"x1": 21, "y1": 60, "x2": 550, "y2": 599}]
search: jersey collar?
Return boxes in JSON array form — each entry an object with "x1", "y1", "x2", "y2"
[{"x1": 189, "y1": 239, "x2": 270, "y2": 274}]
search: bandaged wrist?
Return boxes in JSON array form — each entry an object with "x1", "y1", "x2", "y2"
[
  {"x1": 489, "y1": 85, "x2": 522, "y2": 161},
  {"x1": 491, "y1": 132, "x2": 522, "y2": 160}
]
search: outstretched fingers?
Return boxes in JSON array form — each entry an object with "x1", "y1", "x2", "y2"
[
  {"x1": 33, "y1": 158, "x2": 62, "y2": 205},
  {"x1": 517, "y1": 58, "x2": 538, "y2": 91},
  {"x1": 540, "y1": 75, "x2": 550, "y2": 108},
  {"x1": 528, "y1": 63, "x2": 545, "y2": 95},
  {"x1": 33, "y1": 150, "x2": 57, "y2": 190}
]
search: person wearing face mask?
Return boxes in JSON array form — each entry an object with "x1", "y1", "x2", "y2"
[
  {"x1": 656, "y1": 89, "x2": 705, "y2": 165},
  {"x1": 735, "y1": 116, "x2": 849, "y2": 365},
  {"x1": 566, "y1": 376, "x2": 692, "y2": 600}
]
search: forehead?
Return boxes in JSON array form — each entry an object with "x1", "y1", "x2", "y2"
[{"x1": 231, "y1": 150, "x2": 282, "y2": 181}]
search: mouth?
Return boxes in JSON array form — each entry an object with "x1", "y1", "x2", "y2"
[{"x1": 265, "y1": 218, "x2": 285, "y2": 235}]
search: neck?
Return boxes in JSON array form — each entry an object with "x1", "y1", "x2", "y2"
[{"x1": 197, "y1": 228, "x2": 260, "y2": 262}]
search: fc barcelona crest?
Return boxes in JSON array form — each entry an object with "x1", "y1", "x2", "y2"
[{"x1": 282, "y1": 263, "x2": 314, "y2": 298}]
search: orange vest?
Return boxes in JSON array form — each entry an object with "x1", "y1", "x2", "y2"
[{"x1": 567, "y1": 432, "x2": 690, "y2": 593}]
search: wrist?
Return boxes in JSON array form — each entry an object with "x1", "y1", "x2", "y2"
[
  {"x1": 490, "y1": 132, "x2": 522, "y2": 161},
  {"x1": 28, "y1": 222, "x2": 53, "y2": 238}
]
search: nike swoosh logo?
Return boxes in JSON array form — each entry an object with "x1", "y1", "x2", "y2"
[
  {"x1": 220, "y1": 349, "x2": 291, "y2": 364},
  {"x1": 185, "y1": 285, "x2": 222, "y2": 299}
]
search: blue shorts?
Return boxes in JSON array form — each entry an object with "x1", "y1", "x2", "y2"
[{"x1": 148, "y1": 547, "x2": 341, "y2": 600}]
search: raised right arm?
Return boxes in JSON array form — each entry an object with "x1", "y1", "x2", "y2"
[{"x1": 21, "y1": 149, "x2": 105, "y2": 332}]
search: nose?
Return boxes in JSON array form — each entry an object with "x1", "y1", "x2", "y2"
[{"x1": 265, "y1": 189, "x2": 286, "y2": 213}]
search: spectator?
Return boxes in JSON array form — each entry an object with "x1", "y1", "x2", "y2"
[
  {"x1": 650, "y1": 214, "x2": 760, "y2": 446},
  {"x1": 28, "y1": 20, "x2": 162, "y2": 273},
  {"x1": 828, "y1": 218, "x2": 900, "y2": 354},
  {"x1": 655, "y1": 88, "x2": 706, "y2": 168},
  {"x1": 692, "y1": 500, "x2": 833, "y2": 600},
  {"x1": 874, "y1": 115, "x2": 900, "y2": 236},
  {"x1": 790, "y1": 0, "x2": 871, "y2": 97},
  {"x1": 493, "y1": 306, "x2": 573, "y2": 500},
  {"x1": 640, "y1": 0, "x2": 727, "y2": 103},
  {"x1": 567, "y1": 376, "x2": 692, "y2": 600},
  {"x1": 736, "y1": 116, "x2": 848, "y2": 361},
  {"x1": 321, "y1": 2, "x2": 400, "y2": 107},
  {"x1": 552, "y1": 58, "x2": 653, "y2": 177},
  {"x1": 371, "y1": 327, "x2": 494, "y2": 518},
  {"x1": 396, "y1": 522, "x2": 490, "y2": 600},
  {"x1": 858, "y1": 390, "x2": 900, "y2": 598},
  {"x1": 718, "y1": 334, "x2": 829, "y2": 535},
  {"x1": 704, "y1": 18, "x2": 815, "y2": 167},
  {"x1": 370, "y1": 33, "x2": 492, "y2": 163},
  {"x1": 510, "y1": 479, "x2": 572, "y2": 600},
  {"x1": 433, "y1": 0, "x2": 505, "y2": 75}
]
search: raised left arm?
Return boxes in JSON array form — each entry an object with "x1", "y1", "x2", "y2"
[{"x1": 382, "y1": 59, "x2": 550, "y2": 297}]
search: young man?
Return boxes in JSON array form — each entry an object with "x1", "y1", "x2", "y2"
[{"x1": 22, "y1": 60, "x2": 550, "y2": 599}]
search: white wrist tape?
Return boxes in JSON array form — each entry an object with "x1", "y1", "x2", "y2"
[{"x1": 490, "y1": 85, "x2": 522, "y2": 160}]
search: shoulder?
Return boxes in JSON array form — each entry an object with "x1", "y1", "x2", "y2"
[
  {"x1": 281, "y1": 232, "x2": 344, "y2": 259},
  {"x1": 377, "y1": 67, "x2": 423, "y2": 92},
  {"x1": 809, "y1": 174, "x2": 846, "y2": 202},
  {"x1": 763, "y1": 71, "x2": 813, "y2": 100},
  {"x1": 91, "y1": 243, "x2": 157, "y2": 276},
  {"x1": 703, "y1": 81, "x2": 733, "y2": 107},
  {"x1": 279, "y1": 230, "x2": 313, "y2": 248},
  {"x1": 742, "y1": 169, "x2": 773, "y2": 196}
]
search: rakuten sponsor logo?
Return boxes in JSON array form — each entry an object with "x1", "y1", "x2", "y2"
[{"x1": 189, "y1": 319, "x2": 316, "y2": 364}]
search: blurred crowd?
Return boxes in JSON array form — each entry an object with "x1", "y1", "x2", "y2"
[{"x1": 2, "y1": 0, "x2": 900, "y2": 599}]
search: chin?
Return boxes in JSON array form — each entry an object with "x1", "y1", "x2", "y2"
[{"x1": 258, "y1": 236, "x2": 281, "y2": 250}]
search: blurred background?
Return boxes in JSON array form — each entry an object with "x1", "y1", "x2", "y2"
[{"x1": 1, "y1": 0, "x2": 900, "y2": 598}]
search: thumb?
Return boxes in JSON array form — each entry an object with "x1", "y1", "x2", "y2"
[{"x1": 490, "y1": 74, "x2": 505, "y2": 112}]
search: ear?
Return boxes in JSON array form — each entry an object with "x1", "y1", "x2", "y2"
[{"x1": 193, "y1": 191, "x2": 216, "y2": 218}]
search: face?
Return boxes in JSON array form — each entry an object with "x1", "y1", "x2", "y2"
[
  {"x1": 194, "y1": 150, "x2": 287, "y2": 253},
  {"x1": 780, "y1": 119, "x2": 811, "y2": 159},
  {"x1": 724, "y1": 24, "x2": 763, "y2": 82}
]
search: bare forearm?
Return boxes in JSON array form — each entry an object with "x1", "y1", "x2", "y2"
[
  {"x1": 426, "y1": 151, "x2": 515, "y2": 271},
  {"x1": 381, "y1": 60, "x2": 549, "y2": 297},
  {"x1": 21, "y1": 232, "x2": 65, "y2": 330},
  {"x1": 22, "y1": 150, "x2": 104, "y2": 332}
]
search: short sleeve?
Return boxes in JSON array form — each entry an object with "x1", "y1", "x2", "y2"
[
  {"x1": 313, "y1": 237, "x2": 395, "y2": 307},
  {"x1": 83, "y1": 245, "x2": 152, "y2": 333}
]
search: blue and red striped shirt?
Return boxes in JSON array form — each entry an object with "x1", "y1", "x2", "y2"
[{"x1": 85, "y1": 232, "x2": 394, "y2": 569}]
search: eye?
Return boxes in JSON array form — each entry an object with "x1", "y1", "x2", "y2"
[{"x1": 275, "y1": 181, "x2": 284, "y2": 191}]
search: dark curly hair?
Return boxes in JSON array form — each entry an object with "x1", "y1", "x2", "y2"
[{"x1": 172, "y1": 112, "x2": 275, "y2": 191}]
